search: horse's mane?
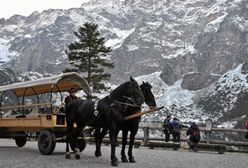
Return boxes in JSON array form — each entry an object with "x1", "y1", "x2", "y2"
[{"x1": 110, "y1": 81, "x2": 131, "y2": 101}]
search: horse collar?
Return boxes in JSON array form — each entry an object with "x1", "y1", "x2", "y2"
[{"x1": 94, "y1": 100, "x2": 100, "y2": 116}]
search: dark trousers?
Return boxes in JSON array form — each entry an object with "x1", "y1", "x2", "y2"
[
  {"x1": 187, "y1": 140, "x2": 199, "y2": 151},
  {"x1": 165, "y1": 133, "x2": 170, "y2": 142},
  {"x1": 164, "y1": 130, "x2": 170, "y2": 142},
  {"x1": 172, "y1": 133, "x2": 180, "y2": 142}
]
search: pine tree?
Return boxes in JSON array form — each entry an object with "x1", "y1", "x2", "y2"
[{"x1": 65, "y1": 22, "x2": 114, "y2": 99}]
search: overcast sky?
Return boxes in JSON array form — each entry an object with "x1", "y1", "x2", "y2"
[{"x1": 0, "y1": 0, "x2": 89, "y2": 19}]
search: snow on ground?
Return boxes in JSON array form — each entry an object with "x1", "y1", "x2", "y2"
[
  {"x1": 204, "y1": 12, "x2": 228, "y2": 33},
  {"x1": 217, "y1": 121, "x2": 238, "y2": 128},
  {"x1": 136, "y1": 71, "x2": 167, "y2": 100},
  {"x1": 232, "y1": 15, "x2": 248, "y2": 32},
  {"x1": 105, "y1": 28, "x2": 135, "y2": 50},
  {"x1": 135, "y1": 72, "x2": 201, "y2": 123},
  {"x1": 136, "y1": 71, "x2": 195, "y2": 108},
  {"x1": 159, "y1": 80, "x2": 194, "y2": 107},
  {"x1": 163, "y1": 43, "x2": 196, "y2": 59},
  {"x1": 69, "y1": 10, "x2": 87, "y2": 25},
  {"x1": 0, "y1": 38, "x2": 10, "y2": 64},
  {"x1": 217, "y1": 64, "x2": 248, "y2": 91},
  {"x1": 126, "y1": 44, "x2": 139, "y2": 51},
  {"x1": 21, "y1": 71, "x2": 50, "y2": 81},
  {"x1": 205, "y1": 64, "x2": 248, "y2": 114}
]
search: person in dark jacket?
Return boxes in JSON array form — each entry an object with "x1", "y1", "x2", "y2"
[
  {"x1": 186, "y1": 122, "x2": 201, "y2": 152},
  {"x1": 163, "y1": 114, "x2": 172, "y2": 142},
  {"x1": 171, "y1": 117, "x2": 187, "y2": 150},
  {"x1": 171, "y1": 118, "x2": 182, "y2": 143},
  {"x1": 64, "y1": 88, "x2": 80, "y2": 107}
]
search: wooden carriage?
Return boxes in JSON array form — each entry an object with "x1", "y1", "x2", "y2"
[{"x1": 0, "y1": 72, "x2": 91, "y2": 155}]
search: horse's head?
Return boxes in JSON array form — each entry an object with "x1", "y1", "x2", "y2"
[
  {"x1": 140, "y1": 81, "x2": 157, "y2": 109},
  {"x1": 110, "y1": 76, "x2": 145, "y2": 107},
  {"x1": 127, "y1": 76, "x2": 145, "y2": 106}
]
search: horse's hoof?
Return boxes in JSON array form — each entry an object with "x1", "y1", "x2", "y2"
[
  {"x1": 65, "y1": 154, "x2": 71, "y2": 159},
  {"x1": 111, "y1": 159, "x2": 119, "y2": 166},
  {"x1": 75, "y1": 154, "x2": 80, "y2": 160},
  {"x1": 95, "y1": 150, "x2": 102, "y2": 157},
  {"x1": 121, "y1": 156, "x2": 128, "y2": 163},
  {"x1": 129, "y1": 157, "x2": 136, "y2": 163}
]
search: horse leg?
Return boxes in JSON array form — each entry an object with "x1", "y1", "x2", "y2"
[
  {"x1": 95, "y1": 128, "x2": 101, "y2": 157},
  {"x1": 109, "y1": 123, "x2": 119, "y2": 166},
  {"x1": 128, "y1": 127, "x2": 138, "y2": 163},
  {"x1": 121, "y1": 129, "x2": 128, "y2": 163},
  {"x1": 74, "y1": 122, "x2": 83, "y2": 160},
  {"x1": 65, "y1": 124, "x2": 73, "y2": 159},
  {"x1": 95, "y1": 127, "x2": 109, "y2": 157},
  {"x1": 95, "y1": 128, "x2": 106, "y2": 157}
]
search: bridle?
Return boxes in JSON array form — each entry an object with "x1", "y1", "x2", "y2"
[
  {"x1": 109, "y1": 82, "x2": 142, "y2": 113},
  {"x1": 140, "y1": 83, "x2": 154, "y2": 106}
]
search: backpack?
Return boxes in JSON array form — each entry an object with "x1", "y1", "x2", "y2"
[{"x1": 191, "y1": 128, "x2": 200, "y2": 142}]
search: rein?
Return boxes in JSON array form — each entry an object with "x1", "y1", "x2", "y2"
[
  {"x1": 108, "y1": 83, "x2": 142, "y2": 111},
  {"x1": 113, "y1": 100, "x2": 141, "y2": 108}
]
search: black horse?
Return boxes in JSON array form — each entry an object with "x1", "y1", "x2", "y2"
[
  {"x1": 94, "y1": 81, "x2": 156, "y2": 163},
  {"x1": 65, "y1": 77, "x2": 145, "y2": 166}
]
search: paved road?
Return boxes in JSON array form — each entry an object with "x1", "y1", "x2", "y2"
[{"x1": 0, "y1": 139, "x2": 248, "y2": 168}]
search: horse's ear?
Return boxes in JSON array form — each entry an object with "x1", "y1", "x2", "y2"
[
  {"x1": 130, "y1": 76, "x2": 135, "y2": 82},
  {"x1": 143, "y1": 81, "x2": 145, "y2": 84}
]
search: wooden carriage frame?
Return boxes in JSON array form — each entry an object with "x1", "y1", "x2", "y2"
[{"x1": 0, "y1": 72, "x2": 91, "y2": 155}]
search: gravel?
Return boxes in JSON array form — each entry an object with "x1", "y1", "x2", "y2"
[{"x1": 0, "y1": 139, "x2": 248, "y2": 168}]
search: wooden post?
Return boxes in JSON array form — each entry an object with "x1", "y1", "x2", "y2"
[
  {"x1": 205, "y1": 120, "x2": 212, "y2": 144},
  {"x1": 143, "y1": 127, "x2": 149, "y2": 146}
]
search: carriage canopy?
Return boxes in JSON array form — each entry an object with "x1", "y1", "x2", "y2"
[{"x1": 0, "y1": 72, "x2": 91, "y2": 97}]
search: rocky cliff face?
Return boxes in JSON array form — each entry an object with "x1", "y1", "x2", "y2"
[{"x1": 0, "y1": 0, "x2": 248, "y2": 127}]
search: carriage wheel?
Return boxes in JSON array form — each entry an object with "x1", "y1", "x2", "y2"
[
  {"x1": 38, "y1": 130, "x2": 56, "y2": 155},
  {"x1": 15, "y1": 135, "x2": 27, "y2": 147},
  {"x1": 69, "y1": 139, "x2": 86, "y2": 152}
]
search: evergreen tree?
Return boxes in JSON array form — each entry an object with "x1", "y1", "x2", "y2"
[{"x1": 65, "y1": 22, "x2": 114, "y2": 99}]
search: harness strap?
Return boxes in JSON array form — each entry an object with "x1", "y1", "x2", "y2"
[
  {"x1": 94, "y1": 100, "x2": 99, "y2": 116},
  {"x1": 113, "y1": 100, "x2": 141, "y2": 108}
]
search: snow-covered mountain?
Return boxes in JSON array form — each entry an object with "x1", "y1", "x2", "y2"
[{"x1": 0, "y1": 0, "x2": 248, "y2": 128}]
